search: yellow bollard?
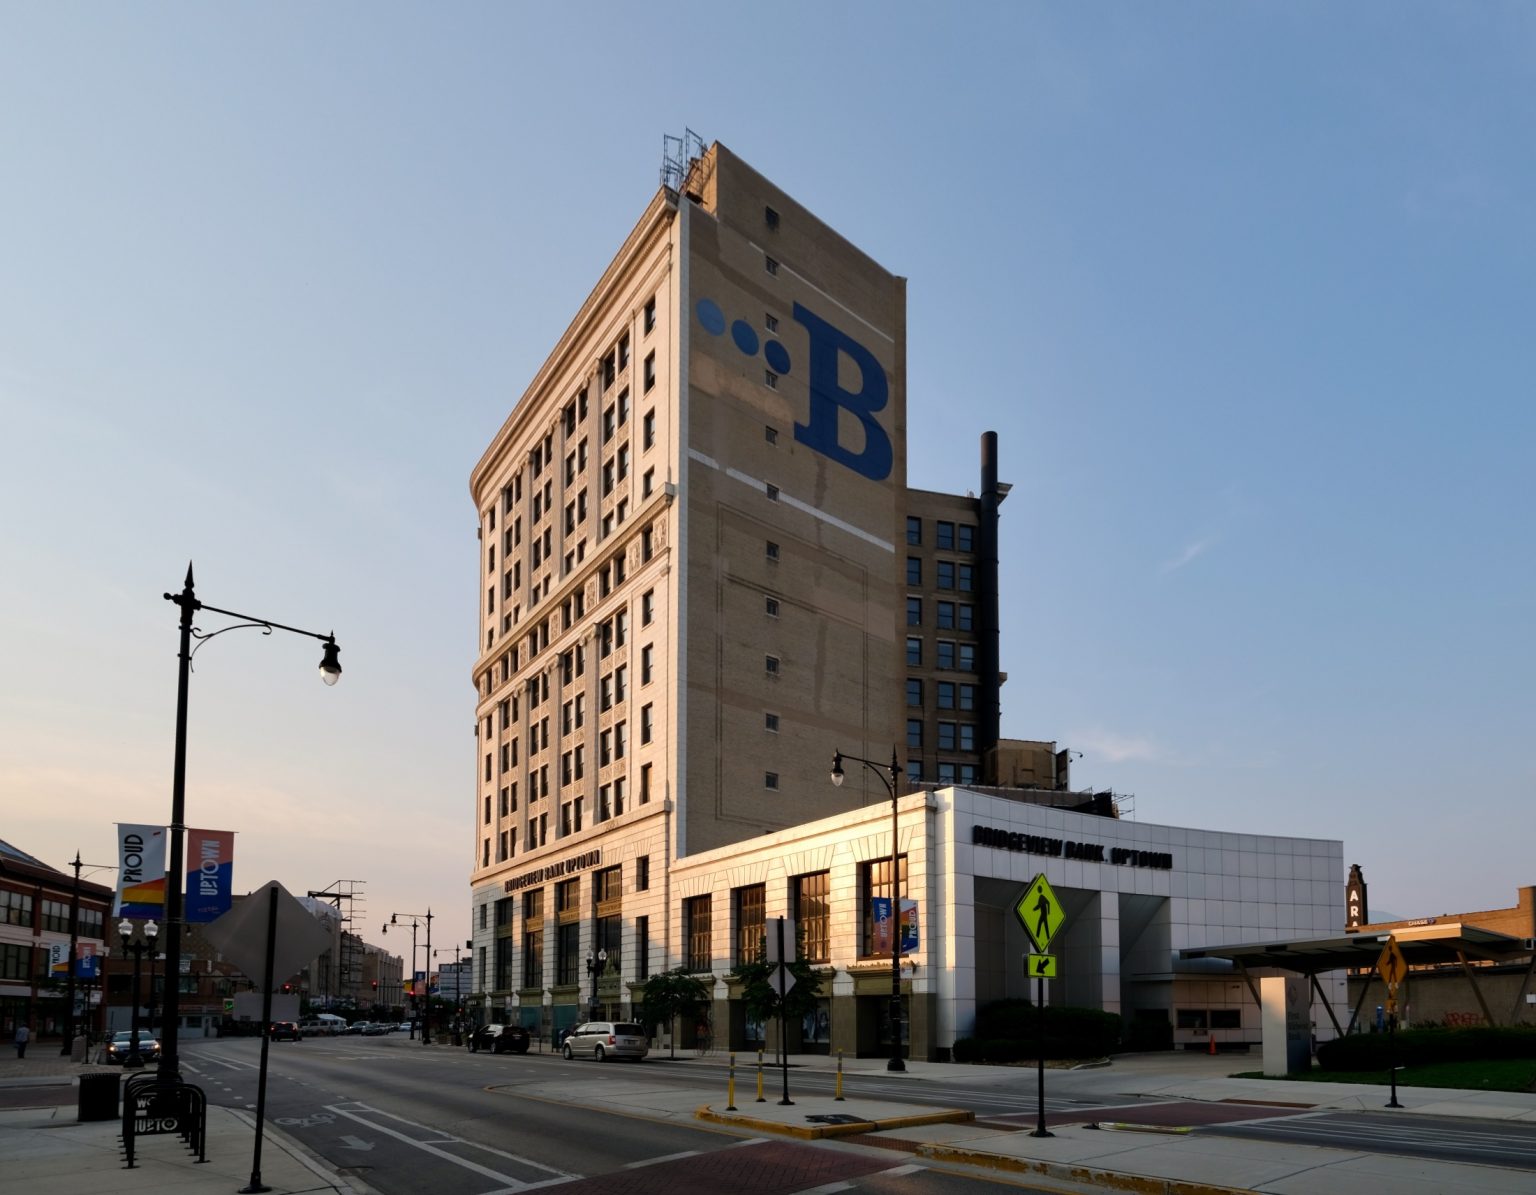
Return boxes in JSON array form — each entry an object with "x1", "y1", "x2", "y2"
[
  {"x1": 726, "y1": 1052, "x2": 737, "y2": 1111},
  {"x1": 756, "y1": 1048, "x2": 765, "y2": 1102},
  {"x1": 835, "y1": 1048, "x2": 845, "y2": 1101}
]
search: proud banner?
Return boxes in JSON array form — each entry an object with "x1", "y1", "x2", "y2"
[
  {"x1": 185, "y1": 828, "x2": 235, "y2": 922},
  {"x1": 115, "y1": 823, "x2": 167, "y2": 919}
]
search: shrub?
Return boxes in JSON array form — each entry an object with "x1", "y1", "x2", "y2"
[
  {"x1": 961, "y1": 1001, "x2": 1122, "y2": 1060},
  {"x1": 1317, "y1": 1026, "x2": 1536, "y2": 1072}
]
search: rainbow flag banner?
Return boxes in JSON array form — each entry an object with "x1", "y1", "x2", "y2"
[{"x1": 115, "y1": 824, "x2": 167, "y2": 919}]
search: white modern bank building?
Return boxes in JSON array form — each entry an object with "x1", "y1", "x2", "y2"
[{"x1": 464, "y1": 137, "x2": 1347, "y2": 1065}]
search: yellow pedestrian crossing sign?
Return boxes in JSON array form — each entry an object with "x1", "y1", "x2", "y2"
[
  {"x1": 1377, "y1": 936, "x2": 1407, "y2": 995},
  {"x1": 1027, "y1": 953, "x2": 1057, "y2": 978},
  {"x1": 1015, "y1": 873, "x2": 1064, "y2": 953}
]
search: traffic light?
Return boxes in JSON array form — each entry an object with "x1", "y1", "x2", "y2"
[
  {"x1": 281, "y1": 983, "x2": 292, "y2": 993},
  {"x1": 371, "y1": 980, "x2": 378, "y2": 991}
]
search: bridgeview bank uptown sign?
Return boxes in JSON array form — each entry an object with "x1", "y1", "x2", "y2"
[
  {"x1": 971, "y1": 823, "x2": 1174, "y2": 871},
  {"x1": 502, "y1": 849, "x2": 603, "y2": 894}
]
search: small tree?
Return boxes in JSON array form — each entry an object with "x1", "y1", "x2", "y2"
[
  {"x1": 640, "y1": 967, "x2": 711, "y2": 1060},
  {"x1": 728, "y1": 944, "x2": 821, "y2": 1055}
]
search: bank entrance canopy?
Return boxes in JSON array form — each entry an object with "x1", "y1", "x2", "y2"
[{"x1": 1181, "y1": 923, "x2": 1536, "y2": 1035}]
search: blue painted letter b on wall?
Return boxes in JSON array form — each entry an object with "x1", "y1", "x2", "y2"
[{"x1": 791, "y1": 302, "x2": 893, "y2": 482}]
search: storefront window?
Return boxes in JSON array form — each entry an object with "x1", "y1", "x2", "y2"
[
  {"x1": 859, "y1": 858, "x2": 908, "y2": 957},
  {"x1": 794, "y1": 872, "x2": 830, "y2": 963},
  {"x1": 733, "y1": 884, "x2": 765, "y2": 966},
  {"x1": 684, "y1": 895, "x2": 712, "y2": 972}
]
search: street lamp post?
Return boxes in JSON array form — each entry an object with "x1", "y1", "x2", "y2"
[
  {"x1": 117, "y1": 919, "x2": 155, "y2": 1069},
  {"x1": 159, "y1": 565, "x2": 341, "y2": 1086},
  {"x1": 385, "y1": 911, "x2": 432, "y2": 1044},
  {"x1": 831, "y1": 749, "x2": 906, "y2": 1072},
  {"x1": 144, "y1": 920, "x2": 160, "y2": 1038},
  {"x1": 61, "y1": 853, "x2": 83, "y2": 1056},
  {"x1": 585, "y1": 948, "x2": 608, "y2": 1019}
]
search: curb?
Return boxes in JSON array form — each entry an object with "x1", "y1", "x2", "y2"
[
  {"x1": 914, "y1": 1141, "x2": 1253, "y2": 1195},
  {"x1": 694, "y1": 1104, "x2": 973, "y2": 1140}
]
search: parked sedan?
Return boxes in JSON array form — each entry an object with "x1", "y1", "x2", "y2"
[
  {"x1": 269, "y1": 1021, "x2": 302, "y2": 1041},
  {"x1": 104, "y1": 1031, "x2": 162, "y2": 1065},
  {"x1": 469, "y1": 1023, "x2": 531, "y2": 1054},
  {"x1": 561, "y1": 1021, "x2": 647, "y2": 1062}
]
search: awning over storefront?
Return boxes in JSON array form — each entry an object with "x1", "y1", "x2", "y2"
[{"x1": 1180, "y1": 923, "x2": 1536, "y2": 1033}]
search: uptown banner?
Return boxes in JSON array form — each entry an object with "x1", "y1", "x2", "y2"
[
  {"x1": 114, "y1": 823, "x2": 167, "y2": 919},
  {"x1": 48, "y1": 941, "x2": 101, "y2": 979},
  {"x1": 185, "y1": 828, "x2": 235, "y2": 923}
]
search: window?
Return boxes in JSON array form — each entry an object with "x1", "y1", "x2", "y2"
[
  {"x1": 860, "y1": 857, "x2": 908, "y2": 956},
  {"x1": 641, "y1": 704, "x2": 653, "y2": 744},
  {"x1": 937, "y1": 681, "x2": 955, "y2": 709},
  {"x1": 938, "y1": 761, "x2": 956, "y2": 783},
  {"x1": 937, "y1": 641, "x2": 956, "y2": 670},
  {"x1": 765, "y1": 596, "x2": 779, "y2": 617},
  {"x1": 734, "y1": 884, "x2": 766, "y2": 966},
  {"x1": 765, "y1": 312, "x2": 778, "y2": 332},
  {"x1": 640, "y1": 762, "x2": 652, "y2": 804},
  {"x1": 959, "y1": 683, "x2": 976, "y2": 711},
  {"x1": 765, "y1": 370, "x2": 778, "y2": 389},
  {"x1": 960, "y1": 723, "x2": 976, "y2": 751},
  {"x1": 766, "y1": 540, "x2": 779, "y2": 561},
  {"x1": 906, "y1": 557, "x2": 921, "y2": 585},
  {"x1": 684, "y1": 895, "x2": 712, "y2": 972},
  {"x1": 764, "y1": 205, "x2": 779, "y2": 229},
  {"x1": 765, "y1": 482, "x2": 779, "y2": 501},
  {"x1": 764, "y1": 256, "x2": 779, "y2": 275},
  {"x1": 937, "y1": 601, "x2": 955, "y2": 629},
  {"x1": 958, "y1": 524, "x2": 975, "y2": 552},
  {"x1": 937, "y1": 561, "x2": 955, "y2": 590},
  {"x1": 906, "y1": 678, "x2": 923, "y2": 707},
  {"x1": 643, "y1": 411, "x2": 655, "y2": 450},
  {"x1": 644, "y1": 351, "x2": 656, "y2": 392},
  {"x1": 1, "y1": 943, "x2": 34, "y2": 981},
  {"x1": 643, "y1": 297, "x2": 656, "y2": 334},
  {"x1": 906, "y1": 637, "x2": 922, "y2": 666},
  {"x1": 635, "y1": 914, "x2": 650, "y2": 981},
  {"x1": 938, "y1": 722, "x2": 957, "y2": 751},
  {"x1": 906, "y1": 596, "x2": 921, "y2": 626},
  {"x1": 765, "y1": 655, "x2": 779, "y2": 675},
  {"x1": 958, "y1": 564, "x2": 974, "y2": 592},
  {"x1": 958, "y1": 603, "x2": 974, "y2": 632},
  {"x1": 641, "y1": 644, "x2": 654, "y2": 684},
  {"x1": 765, "y1": 712, "x2": 779, "y2": 733},
  {"x1": 643, "y1": 468, "x2": 654, "y2": 497},
  {"x1": 636, "y1": 855, "x2": 650, "y2": 891},
  {"x1": 959, "y1": 643, "x2": 976, "y2": 671},
  {"x1": 795, "y1": 872, "x2": 830, "y2": 963},
  {"x1": 641, "y1": 589, "x2": 654, "y2": 625},
  {"x1": 906, "y1": 516, "x2": 921, "y2": 545},
  {"x1": 765, "y1": 426, "x2": 778, "y2": 445},
  {"x1": 906, "y1": 718, "x2": 922, "y2": 749},
  {"x1": 936, "y1": 521, "x2": 955, "y2": 550},
  {"x1": 522, "y1": 891, "x2": 544, "y2": 987},
  {"x1": 765, "y1": 771, "x2": 779, "y2": 790}
]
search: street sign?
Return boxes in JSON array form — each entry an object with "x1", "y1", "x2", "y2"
[
  {"x1": 1376, "y1": 937, "x2": 1407, "y2": 995},
  {"x1": 767, "y1": 967, "x2": 796, "y2": 998},
  {"x1": 1015, "y1": 874, "x2": 1064, "y2": 953},
  {"x1": 1027, "y1": 953, "x2": 1056, "y2": 978}
]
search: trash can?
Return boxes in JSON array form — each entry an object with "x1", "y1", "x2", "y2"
[{"x1": 78, "y1": 1071, "x2": 120, "y2": 1122}]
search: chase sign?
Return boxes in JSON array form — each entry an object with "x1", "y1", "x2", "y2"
[{"x1": 696, "y1": 297, "x2": 893, "y2": 481}]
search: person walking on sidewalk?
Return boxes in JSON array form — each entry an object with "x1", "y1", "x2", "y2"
[{"x1": 13, "y1": 1022, "x2": 29, "y2": 1059}]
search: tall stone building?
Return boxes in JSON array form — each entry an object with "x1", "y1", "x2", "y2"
[{"x1": 467, "y1": 140, "x2": 1006, "y2": 1042}]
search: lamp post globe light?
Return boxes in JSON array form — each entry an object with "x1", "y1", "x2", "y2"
[
  {"x1": 585, "y1": 948, "x2": 608, "y2": 1019},
  {"x1": 384, "y1": 911, "x2": 432, "y2": 1043},
  {"x1": 158, "y1": 565, "x2": 341, "y2": 1087},
  {"x1": 831, "y1": 749, "x2": 906, "y2": 1072}
]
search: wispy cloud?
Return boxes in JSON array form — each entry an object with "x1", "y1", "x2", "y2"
[
  {"x1": 1160, "y1": 535, "x2": 1217, "y2": 575},
  {"x1": 1070, "y1": 728, "x2": 1166, "y2": 765}
]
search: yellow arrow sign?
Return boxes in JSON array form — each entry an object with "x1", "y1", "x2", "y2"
[
  {"x1": 1027, "y1": 953, "x2": 1057, "y2": 978},
  {"x1": 1377, "y1": 937, "x2": 1408, "y2": 993},
  {"x1": 1015, "y1": 873, "x2": 1064, "y2": 953}
]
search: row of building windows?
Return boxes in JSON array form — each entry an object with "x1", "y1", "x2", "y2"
[
  {"x1": 478, "y1": 859, "x2": 905, "y2": 990},
  {"x1": 906, "y1": 516, "x2": 976, "y2": 552},
  {"x1": 906, "y1": 558, "x2": 975, "y2": 591},
  {"x1": 905, "y1": 637, "x2": 977, "y2": 670},
  {"x1": 906, "y1": 597, "x2": 974, "y2": 630},
  {"x1": 905, "y1": 679, "x2": 977, "y2": 710}
]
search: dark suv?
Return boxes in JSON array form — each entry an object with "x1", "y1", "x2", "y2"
[
  {"x1": 469, "y1": 1023, "x2": 530, "y2": 1054},
  {"x1": 269, "y1": 1021, "x2": 302, "y2": 1041}
]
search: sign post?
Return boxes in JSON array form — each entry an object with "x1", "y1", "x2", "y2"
[
  {"x1": 767, "y1": 917, "x2": 796, "y2": 1106},
  {"x1": 1014, "y1": 873, "x2": 1065, "y2": 1138},
  {"x1": 1377, "y1": 936, "x2": 1407, "y2": 1109}
]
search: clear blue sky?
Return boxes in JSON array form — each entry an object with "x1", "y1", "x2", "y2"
[{"x1": 3, "y1": 5, "x2": 1531, "y2": 951}]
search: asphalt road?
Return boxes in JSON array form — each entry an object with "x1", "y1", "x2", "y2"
[{"x1": 178, "y1": 1036, "x2": 1061, "y2": 1194}]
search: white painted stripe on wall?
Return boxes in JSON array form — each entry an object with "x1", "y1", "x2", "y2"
[{"x1": 685, "y1": 449, "x2": 894, "y2": 553}]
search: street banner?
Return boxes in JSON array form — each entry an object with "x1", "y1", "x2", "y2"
[
  {"x1": 49, "y1": 941, "x2": 102, "y2": 979},
  {"x1": 115, "y1": 823, "x2": 167, "y2": 919},
  {"x1": 185, "y1": 828, "x2": 235, "y2": 922},
  {"x1": 871, "y1": 897, "x2": 893, "y2": 954},
  {"x1": 49, "y1": 941, "x2": 67, "y2": 976},
  {"x1": 899, "y1": 898, "x2": 920, "y2": 953},
  {"x1": 76, "y1": 943, "x2": 100, "y2": 979}
]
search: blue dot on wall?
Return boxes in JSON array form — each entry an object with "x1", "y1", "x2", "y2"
[
  {"x1": 764, "y1": 340, "x2": 791, "y2": 374},
  {"x1": 731, "y1": 320, "x2": 759, "y2": 356},
  {"x1": 696, "y1": 299, "x2": 726, "y2": 336}
]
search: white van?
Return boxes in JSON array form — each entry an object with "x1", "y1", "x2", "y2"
[{"x1": 305, "y1": 1013, "x2": 346, "y2": 1036}]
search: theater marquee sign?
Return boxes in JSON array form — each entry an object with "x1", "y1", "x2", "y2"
[{"x1": 971, "y1": 824, "x2": 1173, "y2": 871}]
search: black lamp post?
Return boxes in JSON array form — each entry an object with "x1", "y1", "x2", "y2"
[
  {"x1": 385, "y1": 911, "x2": 432, "y2": 1043},
  {"x1": 60, "y1": 852, "x2": 83, "y2": 1056},
  {"x1": 160, "y1": 565, "x2": 340, "y2": 1085},
  {"x1": 585, "y1": 948, "x2": 608, "y2": 1019},
  {"x1": 143, "y1": 919, "x2": 160, "y2": 1038},
  {"x1": 831, "y1": 749, "x2": 906, "y2": 1072},
  {"x1": 117, "y1": 918, "x2": 155, "y2": 1068}
]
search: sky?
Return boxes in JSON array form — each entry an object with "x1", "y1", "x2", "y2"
[{"x1": 2, "y1": 5, "x2": 1532, "y2": 959}]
